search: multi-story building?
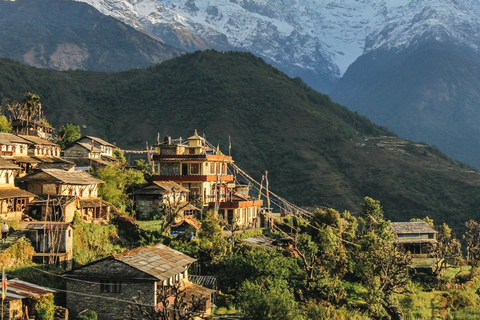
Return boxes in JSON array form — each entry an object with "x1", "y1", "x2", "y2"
[{"x1": 152, "y1": 131, "x2": 262, "y2": 227}]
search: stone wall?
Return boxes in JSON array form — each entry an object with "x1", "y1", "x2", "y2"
[
  {"x1": 66, "y1": 279, "x2": 156, "y2": 320},
  {"x1": 160, "y1": 163, "x2": 180, "y2": 176}
]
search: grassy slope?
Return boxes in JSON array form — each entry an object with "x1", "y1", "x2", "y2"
[{"x1": 1, "y1": 51, "x2": 480, "y2": 231}]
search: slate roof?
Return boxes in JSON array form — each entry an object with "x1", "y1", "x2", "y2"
[
  {"x1": 74, "y1": 142, "x2": 102, "y2": 153},
  {"x1": 18, "y1": 135, "x2": 58, "y2": 146},
  {"x1": 391, "y1": 221, "x2": 437, "y2": 234},
  {"x1": 0, "y1": 157, "x2": 20, "y2": 170},
  {"x1": 114, "y1": 244, "x2": 196, "y2": 281},
  {"x1": 0, "y1": 187, "x2": 36, "y2": 199},
  {"x1": 0, "y1": 133, "x2": 31, "y2": 145},
  {"x1": 79, "y1": 198, "x2": 110, "y2": 208},
  {"x1": 135, "y1": 181, "x2": 189, "y2": 195},
  {"x1": 23, "y1": 169, "x2": 104, "y2": 185},
  {"x1": 80, "y1": 136, "x2": 115, "y2": 148}
]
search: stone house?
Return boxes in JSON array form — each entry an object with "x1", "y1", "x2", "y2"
[
  {"x1": 1, "y1": 279, "x2": 55, "y2": 320},
  {"x1": 133, "y1": 181, "x2": 193, "y2": 220},
  {"x1": 64, "y1": 244, "x2": 215, "y2": 320},
  {"x1": 65, "y1": 136, "x2": 117, "y2": 163},
  {"x1": 62, "y1": 141, "x2": 110, "y2": 169},
  {"x1": 0, "y1": 158, "x2": 36, "y2": 221},
  {"x1": 22, "y1": 169, "x2": 110, "y2": 222},
  {"x1": 391, "y1": 221, "x2": 437, "y2": 257},
  {"x1": 25, "y1": 222, "x2": 73, "y2": 270},
  {"x1": 0, "y1": 133, "x2": 32, "y2": 174}
]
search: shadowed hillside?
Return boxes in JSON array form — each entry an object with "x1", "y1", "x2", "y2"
[{"x1": 1, "y1": 50, "x2": 480, "y2": 231}]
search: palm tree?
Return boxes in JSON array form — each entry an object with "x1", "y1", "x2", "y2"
[{"x1": 22, "y1": 92, "x2": 40, "y2": 135}]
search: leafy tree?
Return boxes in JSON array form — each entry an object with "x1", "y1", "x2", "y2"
[
  {"x1": 410, "y1": 216, "x2": 434, "y2": 227},
  {"x1": 432, "y1": 223, "x2": 462, "y2": 276},
  {"x1": 95, "y1": 164, "x2": 146, "y2": 213},
  {"x1": 55, "y1": 123, "x2": 81, "y2": 149},
  {"x1": 354, "y1": 197, "x2": 411, "y2": 320},
  {"x1": 197, "y1": 211, "x2": 229, "y2": 269},
  {"x1": 0, "y1": 115, "x2": 12, "y2": 132},
  {"x1": 237, "y1": 278, "x2": 303, "y2": 320},
  {"x1": 465, "y1": 220, "x2": 480, "y2": 261}
]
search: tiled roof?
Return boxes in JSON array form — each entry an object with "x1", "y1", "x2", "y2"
[
  {"x1": 391, "y1": 221, "x2": 437, "y2": 234},
  {"x1": 23, "y1": 169, "x2": 104, "y2": 185},
  {"x1": 114, "y1": 244, "x2": 196, "y2": 281}
]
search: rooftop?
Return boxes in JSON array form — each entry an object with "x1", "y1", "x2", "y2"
[
  {"x1": 114, "y1": 244, "x2": 196, "y2": 281},
  {"x1": 23, "y1": 169, "x2": 104, "y2": 185},
  {"x1": 391, "y1": 221, "x2": 437, "y2": 234}
]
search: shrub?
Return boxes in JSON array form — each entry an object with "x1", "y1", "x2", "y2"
[{"x1": 35, "y1": 295, "x2": 55, "y2": 320}]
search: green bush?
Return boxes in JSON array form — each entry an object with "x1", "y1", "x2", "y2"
[
  {"x1": 35, "y1": 295, "x2": 55, "y2": 320},
  {"x1": 80, "y1": 310, "x2": 98, "y2": 320}
]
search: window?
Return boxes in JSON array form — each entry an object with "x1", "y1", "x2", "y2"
[
  {"x1": 100, "y1": 280, "x2": 122, "y2": 293},
  {"x1": 189, "y1": 148, "x2": 195, "y2": 155},
  {"x1": 210, "y1": 163, "x2": 215, "y2": 174},
  {"x1": 190, "y1": 163, "x2": 200, "y2": 175},
  {"x1": 79, "y1": 189, "x2": 84, "y2": 197}
]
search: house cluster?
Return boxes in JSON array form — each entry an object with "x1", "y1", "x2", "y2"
[
  {"x1": 134, "y1": 130, "x2": 264, "y2": 230},
  {"x1": 0, "y1": 129, "x2": 118, "y2": 272}
]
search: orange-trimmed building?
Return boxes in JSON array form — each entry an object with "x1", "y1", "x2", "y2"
[{"x1": 152, "y1": 131, "x2": 262, "y2": 227}]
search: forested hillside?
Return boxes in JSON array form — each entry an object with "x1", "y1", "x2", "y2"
[{"x1": 1, "y1": 51, "x2": 480, "y2": 231}]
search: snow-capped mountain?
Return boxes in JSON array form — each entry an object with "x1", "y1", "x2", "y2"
[{"x1": 74, "y1": 0, "x2": 480, "y2": 92}]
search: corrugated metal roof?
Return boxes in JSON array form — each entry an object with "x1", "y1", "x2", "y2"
[
  {"x1": 25, "y1": 222, "x2": 72, "y2": 230},
  {"x1": 391, "y1": 221, "x2": 437, "y2": 234},
  {"x1": 114, "y1": 244, "x2": 196, "y2": 281},
  {"x1": 0, "y1": 187, "x2": 36, "y2": 199},
  {"x1": 23, "y1": 169, "x2": 104, "y2": 185},
  {"x1": 4, "y1": 279, "x2": 55, "y2": 302}
]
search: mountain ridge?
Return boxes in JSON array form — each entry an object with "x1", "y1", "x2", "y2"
[{"x1": 1, "y1": 51, "x2": 480, "y2": 232}]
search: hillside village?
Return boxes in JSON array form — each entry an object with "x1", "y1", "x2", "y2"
[{"x1": 0, "y1": 95, "x2": 480, "y2": 320}]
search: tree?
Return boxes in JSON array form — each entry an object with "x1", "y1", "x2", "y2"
[
  {"x1": 35, "y1": 295, "x2": 55, "y2": 320},
  {"x1": 197, "y1": 210, "x2": 229, "y2": 270},
  {"x1": 432, "y1": 223, "x2": 462, "y2": 276},
  {"x1": 354, "y1": 197, "x2": 411, "y2": 320},
  {"x1": 465, "y1": 220, "x2": 480, "y2": 261},
  {"x1": 0, "y1": 115, "x2": 12, "y2": 132},
  {"x1": 56, "y1": 123, "x2": 81, "y2": 149},
  {"x1": 237, "y1": 278, "x2": 303, "y2": 320}
]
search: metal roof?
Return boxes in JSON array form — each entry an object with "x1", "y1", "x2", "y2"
[
  {"x1": 25, "y1": 222, "x2": 72, "y2": 230},
  {"x1": 23, "y1": 169, "x2": 104, "y2": 185},
  {"x1": 114, "y1": 244, "x2": 196, "y2": 281},
  {"x1": 391, "y1": 221, "x2": 437, "y2": 234},
  {"x1": 4, "y1": 279, "x2": 55, "y2": 302},
  {"x1": 74, "y1": 142, "x2": 102, "y2": 153}
]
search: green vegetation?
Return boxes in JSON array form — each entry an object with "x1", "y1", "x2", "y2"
[
  {"x1": 55, "y1": 123, "x2": 81, "y2": 149},
  {"x1": 35, "y1": 295, "x2": 55, "y2": 320},
  {"x1": 0, "y1": 51, "x2": 479, "y2": 233},
  {"x1": 72, "y1": 215, "x2": 124, "y2": 266}
]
